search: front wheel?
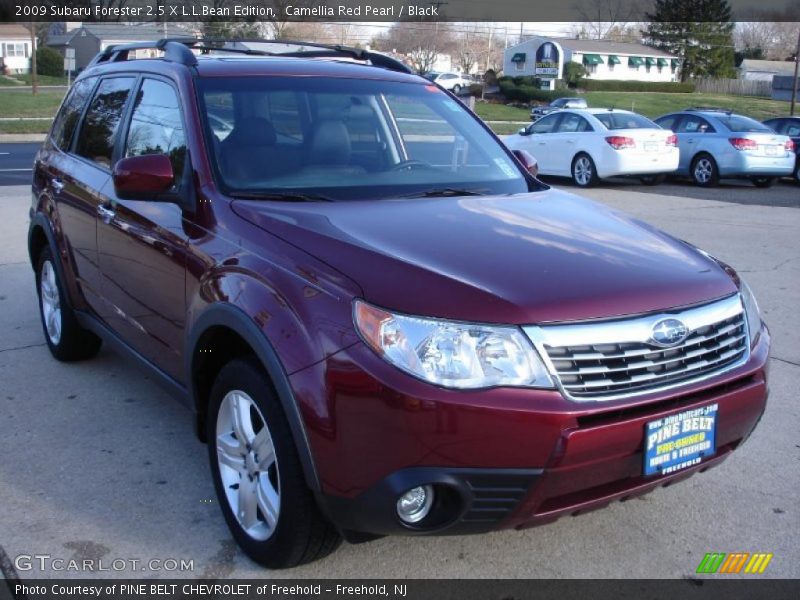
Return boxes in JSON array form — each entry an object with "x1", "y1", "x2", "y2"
[
  {"x1": 750, "y1": 176, "x2": 775, "y2": 188},
  {"x1": 207, "y1": 357, "x2": 341, "y2": 568},
  {"x1": 571, "y1": 153, "x2": 599, "y2": 187},
  {"x1": 36, "y1": 246, "x2": 101, "y2": 361},
  {"x1": 452, "y1": 84, "x2": 461, "y2": 95}
]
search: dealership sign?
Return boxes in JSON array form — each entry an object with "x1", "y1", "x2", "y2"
[{"x1": 534, "y1": 42, "x2": 560, "y2": 78}]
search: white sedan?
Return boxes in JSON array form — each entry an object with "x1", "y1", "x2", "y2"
[{"x1": 503, "y1": 108, "x2": 679, "y2": 187}]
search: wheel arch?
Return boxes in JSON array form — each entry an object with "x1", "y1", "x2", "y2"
[{"x1": 185, "y1": 303, "x2": 321, "y2": 492}]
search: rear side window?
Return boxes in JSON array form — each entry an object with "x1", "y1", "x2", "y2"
[
  {"x1": 531, "y1": 114, "x2": 560, "y2": 134},
  {"x1": 75, "y1": 77, "x2": 135, "y2": 169},
  {"x1": 676, "y1": 115, "x2": 715, "y2": 134},
  {"x1": 595, "y1": 112, "x2": 658, "y2": 130},
  {"x1": 125, "y1": 79, "x2": 187, "y2": 183},
  {"x1": 655, "y1": 115, "x2": 678, "y2": 131},
  {"x1": 557, "y1": 113, "x2": 592, "y2": 133},
  {"x1": 50, "y1": 78, "x2": 95, "y2": 150}
]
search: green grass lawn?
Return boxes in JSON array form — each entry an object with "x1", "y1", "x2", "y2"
[
  {"x1": 0, "y1": 89, "x2": 64, "y2": 118},
  {"x1": 0, "y1": 119, "x2": 52, "y2": 134},
  {"x1": 474, "y1": 92, "x2": 790, "y2": 124},
  {"x1": 15, "y1": 73, "x2": 70, "y2": 86}
]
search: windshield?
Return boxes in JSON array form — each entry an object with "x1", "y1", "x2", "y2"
[
  {"x1": 715, "y1": 114, "x2": 772, "y2": 133},
  {"x1": 198, "y1": 76, "x2": 535, "y2": 200},
  {"x1": 594, "y1": 112, "x2": 659, "y2": 130}
]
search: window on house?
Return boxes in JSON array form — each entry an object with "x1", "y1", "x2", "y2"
[
  {"x1": 587, "y1": 64, "x2": 597, "y2": 74},
  {"x1": 608, "y1": 63, "x2": 615, "y2": 72},
  {"x1": 2, "y1": 43, "x2": 29, "y2": 57},
  {"x1": 515, "y1": 61, "x2": 525, "y2": 71}
]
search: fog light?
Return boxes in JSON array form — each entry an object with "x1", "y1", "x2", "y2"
[{"x1": 396, "y1": 485, "x2": 434, "y2": 524}]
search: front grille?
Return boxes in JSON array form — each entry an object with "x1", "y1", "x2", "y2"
[{"x1": 525, "y1": 294, "x2": 749, "y2": 401}]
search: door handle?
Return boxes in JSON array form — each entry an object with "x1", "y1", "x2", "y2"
[
  {"x1": 97, "y1": 203, "x2": 115, "y2": 222},
  {"x1": 687, "y1": 139, "x2": 695, "y2": 143},
  {"x1": 566, "y1": 140, "x2": 575, "y2": 144},
  {"x1": 51, "y1": 178, "x2": 64, "y2": 193}
]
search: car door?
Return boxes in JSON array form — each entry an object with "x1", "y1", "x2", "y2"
[
  {"x1": 97, "y1": 77, "x2": 189, "y2": 381},
  {"x1": 548, "y1": 112, "x2": 592, "y2": 176},
  {"x1": 674, "y1": 115, "x2": 715, "y2": 171},
  {"x1": 524, "y1": 113, "x2": 562, "y2": 174}
]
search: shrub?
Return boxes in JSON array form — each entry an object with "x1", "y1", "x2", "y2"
[
  {"x1": 498, "y1": 77, "x2": 574, "y2": 103},
  {"x1": 563, "y1": 62, "x2": 588, "y2": 88},
  {"x1": 581, "y1": 79, "x2": 695, "y2": 93},
  {"x1": 36, "y1": 47, "x2": 63, "y2": 77}
]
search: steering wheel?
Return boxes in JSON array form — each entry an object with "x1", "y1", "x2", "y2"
[{"x1": 390, "y1": 159, "x2": 435, "y2": 171}]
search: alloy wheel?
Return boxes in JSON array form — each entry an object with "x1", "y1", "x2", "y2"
[
  {"x1": 574, "y1": 157, "x2": 592, "y2": 186},
  {"x1": 40, "y1": 260, "x2": 62, "y2": 345},
  {"x1": 216, "y1": 390, "x2": 280, "y2": 541},
  {"x1": 694, "y1": 158, "x2": 714, "y2": 184}
]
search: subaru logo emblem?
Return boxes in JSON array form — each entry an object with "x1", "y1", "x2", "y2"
[{"x1": 650, "y1": 318, "x2": 689, "y2": 347}]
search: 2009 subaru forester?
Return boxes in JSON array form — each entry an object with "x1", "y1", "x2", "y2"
[{"x1": 29, "y1": 39, "x2": 769, "y2": 568}]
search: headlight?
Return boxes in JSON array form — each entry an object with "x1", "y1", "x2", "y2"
[
  {"x1": 740, "y1": 280, "x2": 762, "y2": 344},
  {"x1": 353, "y1": 300, "x2": 553, "y2": 390}
]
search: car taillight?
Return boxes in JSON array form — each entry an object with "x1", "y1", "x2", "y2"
[
  {"x1": 786, "y1": 140, "x2": 796, "y2": 152},
  {"x1": 666, "y1": 134, "x2": 678, "y2": 147},
  {"x1": 729, "y1": 137, "x2": 757, "y2": 151},
  {"x1": 605, "y1": 136, "x2": 635, "y2": 150}
]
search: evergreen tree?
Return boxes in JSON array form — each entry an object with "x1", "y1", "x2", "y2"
[{"x1": 645, "y1": 0, "x2": 736, "y2": 82}]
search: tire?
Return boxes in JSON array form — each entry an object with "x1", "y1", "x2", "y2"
[
  {"x1": 640, "y1": 174, "x2": 666, "y2": 186},
  {"x1": 36, "y1": 246, "x2": 101, "y2": 361},
  {"x1": 452, "y1": 84, "x2": 461, "y2": 95},
  {"x1": 571, "y1": 153, "x2": 599, "y2": 187},
  {"x1": 690, "y1": 154, "x2": 719, "y2": 187},
  {"x1": 750, "y1": 176, "x2": 775, "y2": 188},
  {"x1": 207, "y1": 357, "x2": 341, "y2": 568}
]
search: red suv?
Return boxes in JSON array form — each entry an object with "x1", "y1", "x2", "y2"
[{"x1": 29, "y1": 40, "x2": 769, "y2": 568}]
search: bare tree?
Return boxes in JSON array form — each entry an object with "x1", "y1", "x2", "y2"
[
  {"x1": 736, "y1": 21, "x2": 800, "y2": 61},
  {"x1": 375, "y1": 22, "x2": 454, "y2": 74},
  {"x1": 570, "y1": 0, "x2": 641, "y2": 39}
]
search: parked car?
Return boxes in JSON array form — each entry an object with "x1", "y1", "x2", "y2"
[
  {"x1": 30, "y1": 39, "x2": 769, "y2": 569},
  {"x1": 654, "y1": 108, "x2": 795, "y2": 187},
  {"x1": 504, "y1": 109, "x2": 679, "y2": 186},
  {"x1": 763, "y1": 116, "x2": 800, "y2": 183},
  {"x1": 530, "y1": 97, "x2": 587, "y2": 120},
  {"x1": 426, "y1": 71, "x2": 472, "y2": 94}
]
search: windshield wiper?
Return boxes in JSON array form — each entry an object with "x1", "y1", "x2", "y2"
[
  {"x1": 399, "y1": 187, "x2": 487, "y2": 199},
  {"x1": 231, "y1": 191, "x2": 333, "y2": 202}
]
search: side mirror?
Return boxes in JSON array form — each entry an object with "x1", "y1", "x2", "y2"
[
  {"x1": 113, "y1": 154, "x2": 175, "y2": 200},
  {"x1": 518, "y1": 127, "x2": 529, "y2": 135},
  {"x1": 512, "y1": 149, "x2": 539, "y2": 178}
]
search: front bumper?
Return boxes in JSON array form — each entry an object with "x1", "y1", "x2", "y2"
[{"x1": 292, "y1": 325, "x2": 769, "y2": 538}]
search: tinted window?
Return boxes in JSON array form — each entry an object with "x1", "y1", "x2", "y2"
[
  {"x1": 75, "y1": 77, "x2": 135, "y2": 168},
  {"x1": 51, "y1": 78, "x2": 95, "y2": 151},
  {"x1": 557, "y1": 113, "x2": 592, "y2": 133},
  {"x1": 125, "y1": 79, "x2": 187, "y2": 184},
  {"x1": 531, "y1": 114, "x2": 560, "y2": 134},
  {"x1": 784, "y1": 121, "x2": 800, "y2": 137},
  {"x1": 655, "y1": 115, "x2": 678, "y2": 131},
  {"x1": 676, "y1": 115, "x2": 715, "y2": 134},
  {"x1": 595, "y1": 112, "x2": 658, "y2": 130},
  {"x1": 716, "y1": 114, "x2": 772, "y2": 133}
]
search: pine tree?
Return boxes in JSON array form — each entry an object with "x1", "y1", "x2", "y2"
[{"x1": 645, "y1": 0, "x2": 736, "y2": 82}]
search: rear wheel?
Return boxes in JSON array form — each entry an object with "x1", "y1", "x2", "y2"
[
  {"x1": 750, "y1": 176, "x2": 775, "y2": 188},
  {"x1": 207, "y1": 357, "x2": 341, "y2": 568},
  {"x1": 640, "y1": 174, "x2": 666, "y2": 186},
  {"x1": 36, "y1": 246, "x2": 101, "y2": 361},
  {"x1": 690, "y1": 154, "x2": 719, "y2": 187},
  {"x1": 452, "y1": 84, "x2": 461, "y2": 95},
  {"x1": 571, "y1": 153, "x2": 599, "y2": 187}
]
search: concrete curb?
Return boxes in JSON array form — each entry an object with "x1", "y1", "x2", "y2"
[{"x1": 0, "y1": 134, "x2": 46, "y2": 143}]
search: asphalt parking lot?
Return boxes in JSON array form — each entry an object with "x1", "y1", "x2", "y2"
[{"x1": 0, "y1": 181, "x2": 798, "y2": 579}]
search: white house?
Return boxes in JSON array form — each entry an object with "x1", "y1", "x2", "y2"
[
  {"x1": 738, "y1": 59, "x2": 796, "y2": 83},
  {"x1": 0, "y1": 24, "x2": 34, "y2": 74},
  {"x1": 504, "y1": 37, "x2": 681, "y2": 84}
]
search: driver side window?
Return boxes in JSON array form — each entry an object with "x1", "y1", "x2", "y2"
[{"x1": 531, "y1": 115, "x2": 560, "y2": 134}]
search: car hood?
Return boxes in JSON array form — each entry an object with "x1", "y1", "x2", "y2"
[{"x1": 231, "y1": 190, "x2": 737, "y2": 324}]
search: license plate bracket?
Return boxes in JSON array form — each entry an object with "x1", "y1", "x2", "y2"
[{"x1": 643, "y1": 404, "x2": 718, "y2": 476}]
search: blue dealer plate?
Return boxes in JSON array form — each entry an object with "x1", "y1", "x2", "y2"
[{"x1": 644, "y1": 404, "x2": 718, "y2": 476}]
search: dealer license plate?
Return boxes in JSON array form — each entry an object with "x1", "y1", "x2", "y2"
[
  {"x1": 643, "y1": 404, "x2": 717, "y2": 476},
  {"x1": 644, "y1": 142, "x2": 659, "y2": 152},
  {"x1": 765, "y1": 145, "x2": 777, "y2": 156}
]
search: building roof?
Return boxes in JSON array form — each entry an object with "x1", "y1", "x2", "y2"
[
  {"x1": 47, "y1": 23, "x2": 194, "y2": 46},
  {"x1": 738, "y1": 59, "x2": 796, "y2": 75},
  {"x1": 558, "y1": 39, "x2": 676, "y2": 58},
  {"x1": 0, "y1": 24, "x2": 31, "y2": 40}
]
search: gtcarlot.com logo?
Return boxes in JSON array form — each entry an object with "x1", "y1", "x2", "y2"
[
  {"x1": 14, "y1": 554, "x2": 194, "y2": 572},
  {"x1": 696, "y1": 552, "x2": 773, "y2": 574}
]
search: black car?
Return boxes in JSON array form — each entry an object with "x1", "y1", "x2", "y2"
[
  {"x1": 763, "y1": 117, "x2": 800, "y2": 183},
  {"x1": 530, "y1": 97, "x2": 588, "y2": 120}
]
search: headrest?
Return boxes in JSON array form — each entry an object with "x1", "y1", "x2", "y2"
[
  {"x1": 225, "y1": 117, "x2": 277, "y2": 147},
  {"x1": 310, "y1": 120, "x2": 351, "y2": 166}
]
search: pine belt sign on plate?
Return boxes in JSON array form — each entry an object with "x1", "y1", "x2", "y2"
[{"x1": 644, "y1": 404, "x2": 718, "y2": 476}]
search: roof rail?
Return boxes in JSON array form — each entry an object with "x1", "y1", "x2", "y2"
[{"x1": 87, "y1": 38, "x2": 413, "y2": 75}]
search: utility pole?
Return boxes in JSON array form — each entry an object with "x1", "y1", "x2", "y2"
[
  {"x1": 791, "y1": 27, "x2": 800, "y2": 116},
  {"x1": 519, "y1": 22, "x2": 524, "y2": 45},
  {"x1": 28, "y1": 21, "x2": 37, "y2": 96}
]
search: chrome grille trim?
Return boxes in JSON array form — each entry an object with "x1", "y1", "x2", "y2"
[{"x1": 524, "y1": 294, "x2": 750, "y2": 402}]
